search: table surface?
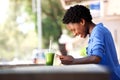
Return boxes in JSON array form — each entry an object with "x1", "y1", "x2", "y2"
[
  {"x1": 0, "y1": 64, "x2": 110, "y2": 80},
  {"x1": 0, "y1": 64, "x2": 109, "y2": 73}
]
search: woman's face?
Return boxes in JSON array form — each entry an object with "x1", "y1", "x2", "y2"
[{"x1": 66, "y1": 20, "x2": 88, "y2": 38}]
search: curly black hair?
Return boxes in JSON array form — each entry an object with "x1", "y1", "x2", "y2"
[{"x1": 63, "y1": 5, "x2": 92, "y2": 24}]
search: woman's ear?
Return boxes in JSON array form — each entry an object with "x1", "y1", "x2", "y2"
[{"x1": 80, "y1": 18, "x2": 85, "y2": 26}]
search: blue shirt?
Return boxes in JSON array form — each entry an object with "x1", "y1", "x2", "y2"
[{"x1": 86, "y1": 23, "x2": 120, "y2": 80}]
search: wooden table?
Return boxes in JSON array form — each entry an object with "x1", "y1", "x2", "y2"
[{"x1": 0, "y1": 64, "x2": 110, "y2": 80}]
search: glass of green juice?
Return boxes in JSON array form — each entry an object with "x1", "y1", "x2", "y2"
[{"x1": 45, "y1": 50, "x2": 55, "y2": 66}]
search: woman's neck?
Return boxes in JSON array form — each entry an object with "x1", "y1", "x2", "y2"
[{"x1": 88, "y1": 22, "x2": 96, "y2": 34}]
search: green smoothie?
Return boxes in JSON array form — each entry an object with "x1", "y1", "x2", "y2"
[{"x1": 45, "y1": 52, "x2": 55, "y2": 65}]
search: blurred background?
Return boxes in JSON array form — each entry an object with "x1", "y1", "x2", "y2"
[{"x1": 0, "y1": 0, "x2": 120, "y2": 64}]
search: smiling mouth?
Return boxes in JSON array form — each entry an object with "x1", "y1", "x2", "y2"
[
  {"x1": 80, "y1": 35, "x2": 84, "y2": 38},
  {"x1": 73, "y1": 34, "x2": 79, "y2": 37},
  {"x1": 78, "y1": 34, "x2": 85, "y2": 38},
  {"x1": 73, "y1": 33, "x2": 86, "y2": 38},
  {"x1": 73, "y1": 34, "x2": 81, "y2": 37}
]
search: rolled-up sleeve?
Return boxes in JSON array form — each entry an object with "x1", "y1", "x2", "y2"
[{"x1": 90, "y1": 34, "x2": 105, "y2": 59}]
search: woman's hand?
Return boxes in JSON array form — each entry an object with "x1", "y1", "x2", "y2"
[{"x1": 59, "y1": 55, "x2": 74, "y2": 65}]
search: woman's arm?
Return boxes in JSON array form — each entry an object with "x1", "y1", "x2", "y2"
[{"x1": 59, "y1": 55, "x2": 101, "y2": 65}]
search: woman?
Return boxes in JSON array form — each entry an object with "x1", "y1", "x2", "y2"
[{"x1": 59, "y1": 5, "x2": 120, "y2": 80}]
